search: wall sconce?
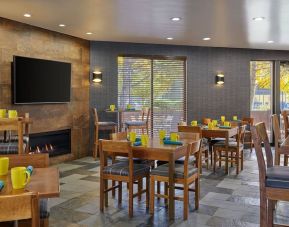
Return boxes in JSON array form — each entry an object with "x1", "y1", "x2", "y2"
[
  {"x1": 216, "y1": 73, "x2": 224, "y2": 85},
  {"x1": 92, "y1": 71, "x2": 102, "y2": 83}
]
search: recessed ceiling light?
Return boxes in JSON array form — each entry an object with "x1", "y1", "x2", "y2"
[
  {"x1": 267, "y1": 40, "x2": 274, "y2": 43},
  {"x1": 253, "y1": 17, "x2": 265, "y2": 21},
  {"x1": 24, "y1": 13, "x2": 31, "y2": 18},
  {"x1": 86, "y1": 32, "x2": 93, "y2": 35},
  {"x1": 203, "y1": 37, "x2": 211, "y2": 41},
  {"x1": 166, "y1": 37, "x2": 173, "y2": 40},
  {"x1": 171, "y1": 17, "x2": 181, "y2": 21},
  {"x1": 59, "y1": 24, "x2": 66, "y2": 27}
]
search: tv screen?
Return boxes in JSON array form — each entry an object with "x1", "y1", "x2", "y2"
[{"x1": 12, "y1": 56, "x2": 71, "y2": 104}]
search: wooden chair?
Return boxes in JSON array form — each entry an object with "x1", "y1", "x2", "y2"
[
  {"x1": 0, "y1": 192, "x2": 40, "y2": 227},
  {"x1": 242, "y1": 117, "x2": 254, "y2": 152},
  {"x1": 92, "y1": 108, "x2": 117, "y2": 159},
  {"x1": 99, "y1": 139, "x2": 150, "y2": 218},
  {"x1": 213, "y1": 125, "x2": 246, "y2": 174},
  {"x1": 281, "y1": 111, "x2": 289, "y2": 165},
  {"x1": 149, "y1": 139, "x2": 202, "y2": 220},
  {"x1": 252, "y1": 122, "x2": 289, "y2": 227},
  {"x1": 0, "y1": 118, "x2": 24, "y2": 155},
  {"x1": 2, "y1": 153, "x2": 50, "y2": 227},
  {"x1": 124, "y1": 108, "x2": 150, "y2": 134},
  {"x1": 178, "y1": 125, "x2": 210, "y2": 172},
  {"x1": 202, "y1": 118, "x2": 211, "y2": 125}
]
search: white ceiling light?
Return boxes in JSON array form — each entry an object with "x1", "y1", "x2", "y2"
[
  {"x1": 171, "y1": 17, "x2": 181, "y2": 21},
  {"x1": 203, "y1": 37, "x2": 211, "y2": 41},
  {"x1": 166, "y1": 37, "x2": 173, "y2": 40},
  {"x1": 253, "y1": 17, "x2": 265, "y2": 21},
  {"x1": 59, "y1": 24, "x2": 66, "y2": 27},
  {"x1": 267, "y1": 40, "x2": 274, "y2": 43},
  {"x1": 86, "y1": 32, "x2": 93, "y2": 35},
  {"x1": 23, "y1": 13, "x2": 31, "y2": 18}
]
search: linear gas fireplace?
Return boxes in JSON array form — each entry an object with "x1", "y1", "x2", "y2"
[{"x1": 29, "y1": 129, "x2": 71, "y2": 157}]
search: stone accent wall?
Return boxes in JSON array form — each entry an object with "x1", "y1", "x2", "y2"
[{"x1": 0, "y1": 17, "x2": 90, "y2": 159}]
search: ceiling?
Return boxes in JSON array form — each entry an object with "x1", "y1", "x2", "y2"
[{"x1": 1, "y1": 0, "x2": 289, "y2": 50}]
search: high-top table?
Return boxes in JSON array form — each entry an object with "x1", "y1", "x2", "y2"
[{"x1": 0, "y1": 167, "x2": 60, "y2": 198}]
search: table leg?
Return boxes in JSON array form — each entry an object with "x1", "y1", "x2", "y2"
[
  {"x1": 225, "y1": 135, "x2": 229, "y2": 174},
  {"x1": 168, "y1": 153, "x2": 175, "y2": 220},
  {"x1": 118, "y1": 112, "x2": 122, "y2": 132}
]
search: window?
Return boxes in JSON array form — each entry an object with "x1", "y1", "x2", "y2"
[{"x1": 118, "y1": 55, "x2": 187, "y2": 134}]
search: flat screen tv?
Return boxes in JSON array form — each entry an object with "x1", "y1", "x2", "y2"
[{"x1": 12, "y1": 56, "x2": 71, "y2": 104}]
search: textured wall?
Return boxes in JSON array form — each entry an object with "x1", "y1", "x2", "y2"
[
  {"x1": 0, "y1": 18, "x2": 90, "y2": 158},
  {"x1": 90, "y1": 41, "x2": 289, "y2": 149}
]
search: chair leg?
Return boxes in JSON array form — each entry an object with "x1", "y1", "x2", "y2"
[
  {"x1": 213, "y1": 149, "x2": 217, "y2": 173},
  {"x1": 129, "y1": 180, "x2": 134, "y2": 218},
  {"x1": 118, "y1": 181, "x2": 122, "y2": 205},
  {"x1": 231, "y1": 151, "x2": 233, "y2": 168},
  {"x1": 236, "y1": 150, "x2": 239, "y2": 175},
  {"x1": 241, "y1": 150, "x2": 244, "y2": 171},
  {"x1": 218, "y1": 151, "x2": 222, "y2": 167},
  {"x1": 210, "y1": 150, "x2": 213, "y2": 166},
  {"x1": 260, "y1": 193, "x2": 268, "y2": 227},
  {"x1": 112, "y1": 181, "x2": 116, "y2": 197},
  {"x1": 104, "y1": 180, "x2": 108, "y2": 207},
  {"x1": 195, "y1": 178, "x2": 200, "y2": 210},
  {"x1": 164, "y1": 182, "x2": 168, "y2": 204},
  {"x1": 183, "y1": 183, "x2": 189, "y2": 220},
  {"x1": 138, "y1": 179, "x2": 143, "y2": 201},
  {"x1": 157, "y1": 181, "x2": 161, "y2": 200},
  {"x1": 284, "y1": 155, "x2": 288, "y2": 166},
  {"x1": 249, "y1": 134, "x2": 253, "y2": 153},
  {"x1": 205, "y1": 150, "x2": 209, "y2": 170},
  {"x1": 149, "y1": 176, "x2": 155, "y2": 214},
  {"x1": 100, "y1": 179, "x2": 104, "y2": 212},
  {"x1": 146, "y1": 176, "x2": 150, "y2": 209},
  {"x1": 268, "y1": 199, "x2": 274, "y2": 227}
]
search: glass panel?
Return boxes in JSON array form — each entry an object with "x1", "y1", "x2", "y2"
[{"x1": 250, "y1": 61, "x2": 273, "y2": 140}]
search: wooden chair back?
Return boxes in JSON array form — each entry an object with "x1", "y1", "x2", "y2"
[
  {"x1": 0, "y1": 192, "x2": 39, "y2": 226},
  {"x1": 202, "y1": 118, "x2": 211, "y2": 125},
  {"x1": 242, "y1": 117, "x2": 254, "y2": 126},
  {"x1": 178, "y1": 125, "x2": 202, "y2": 134},
  {"x1": 1, "y1": 153, "x2": 49, "y2": 169},
  {"x1": 251, "y1": 122, "x2": 273, "y2": 192},
  {"x1": 183, "y1": 139, "x2": 202, "y2": 178},
  {"x1": 272, "y1": 114, "x2": 281, "y2": 146},
  {"x1": 237, "y1": 125, "x2": 246, "y2": 146},
  {"x1": 141, "y1": 107, "x2": 151, "y2": 122},
  {"x1": 0, "y1": 118, "x2": 24, "y2": 154},
  {"x1": 111, "y1": 132, "x2": 127, "y2": 140},
  {"x1": 92, "y1": 108, "x2": 99, "y2": 124},
  {"x1": 281, "y1": 110, "x2": 289, "y2": 138}
]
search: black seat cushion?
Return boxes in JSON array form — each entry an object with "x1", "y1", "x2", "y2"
[
  {"x1": 151, "y1": 163, "x2": 198, "y2": 179},
  {"x1": 266, "y1": 166, "x2": 289, "y2": 189},
  {"x1": 116, "y1": 157, "x2": 154, "y2": 166},
  {"x1": 175, "y1": 156, "x2": 196, "y2": 165},
  {"x1": 40, "y1": 199, "x2": 49, "y2": 219},
  {"x1": 213, "y1": 141, "x2": 243, "y2": 149},
  {"x1": 124, "y1": 121, "x2": 146, "y2": 126},
  {"x1": 99, "y1": 121, "x2": 117, "y2": 126},
  {"x1": 103, "y1": 162, "x2": 150, "y2": 177}
]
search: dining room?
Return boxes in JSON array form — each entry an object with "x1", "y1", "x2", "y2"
[{"x1": 2, "y1": 1, "x2": 289, "y2": 227}]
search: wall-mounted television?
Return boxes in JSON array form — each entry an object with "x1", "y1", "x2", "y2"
[{"x1": 12, "y1": 56, "x2": 71, "y2": 104}]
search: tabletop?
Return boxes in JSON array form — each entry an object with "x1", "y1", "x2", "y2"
[{"x1": 0, "y1": 167, "x2": 60, "y2": 198}]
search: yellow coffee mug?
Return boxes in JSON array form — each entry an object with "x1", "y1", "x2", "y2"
[
  {"x1": 224, "y1": 121, "x2": 231, "y2": 127},
  {"x1": 141, "y1": 134, "x2": 147, "y2": 146},
  {"x1": 110, "y1": 104, "x2": 116, "y2": 111},
  {"x1": 8, "y1": 110, "x2": 18, "y2": 119},
  {"x1": 0, "y1": 157, "x2": 9, "y2": 176},
  {"x1": 170, "y1": 132, "x2": 179, "y2": 142},
  {"x1": 159, "y1": 130, "x2": 166, "y2": 140},
  {"x1": 127, "y1": 104, "x2": 131, "y2": 110},
  {"x1": 212, "y1": 120, "x2": 218, "y2": 126},
  {"x1": 191, "y1": 121, "x2": 198, "y2": 126},
  {"x1": 129, "y1": 132, "x2": 136, "y2": 143},
  {"x1": 11, "y1": 167, "x2": 30, "y2": 190},
  {"x1": 0, "y1": 109, "x2": 6, "y2": 118},
  {"x1": 233, "y1": 116, "x2": 238, "y2": 121},
  {"x1": 208, "y1": 122, "x2": 214, "y2": 130}
]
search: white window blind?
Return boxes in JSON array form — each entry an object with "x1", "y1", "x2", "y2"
[{"x1": 118, "y1": 56, "x2": 186, "y2": 134}]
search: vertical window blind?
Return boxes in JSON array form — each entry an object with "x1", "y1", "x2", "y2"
[{"x1": 118, "y1": 55, "x2": 186, "y2": 134}]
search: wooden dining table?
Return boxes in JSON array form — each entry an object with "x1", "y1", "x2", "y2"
[
  {"x1": 201, "y1": 126, "x2": 238, "y2": 174},
  {"x1": 0, "y1": 167, "x2": 60, "y2": 198},
  {"x1": 131, "y1": 137, "x2": 194, "y2": 220}
]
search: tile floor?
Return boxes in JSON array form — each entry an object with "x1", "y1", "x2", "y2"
[{"x1": 48, "y1": 151, "x2": 289, "y2": 227}]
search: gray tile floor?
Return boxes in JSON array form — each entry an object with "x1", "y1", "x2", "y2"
[{"x1": 48, "y1": 151, "x2": 289, "y2": 227}]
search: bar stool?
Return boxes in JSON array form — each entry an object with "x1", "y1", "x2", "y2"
[{"x1": 92, "y1": 108, "x2": 117, "y2": 159}]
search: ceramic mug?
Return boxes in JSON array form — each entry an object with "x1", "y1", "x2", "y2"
[
  {"x1": 159, "y1": 130, "x2": 166, "y2": 140},
  {"x1": 0, "y1": 109, "x2": 6, "y2": 118},
  {"x1": 0, "y1": 157, "x2": 9, "y2": 176},
  {"x1": 208, "y1": 122, "x2": 214, "y2": 130},
  {"x1": 129, "y1": 132, "x2": 136, "y2": 143},
  {"x1": 110, "y1": 104, "x2": 115, "y2": 112},
  {"x1": 221, "y1": 116, "x2": 225, "y2": 122},
  {"x1": 127, "y1": 104, "x2": 131, "y2": 110},
  {"x1": 212, "y1": 120, "x2": 218, "y2": 126},
  {"x1": 233, "y1": 116, "x2": 238, "y2": 121},
  {"x1": 170, "y1": 132, "x2": 179, "y2": 142},
  {"x1": 11, "y1": 167, "x2": 30, "y2": 190},
  {"x1": 191, "y1": 121, "x2": 198, "y2": 126},
  {"x1": 8, "y1": 110, "x2": 18, "y2": 119},
  {"x1": 224, "y1": 121, "x2": 231, "y2": 127}
]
